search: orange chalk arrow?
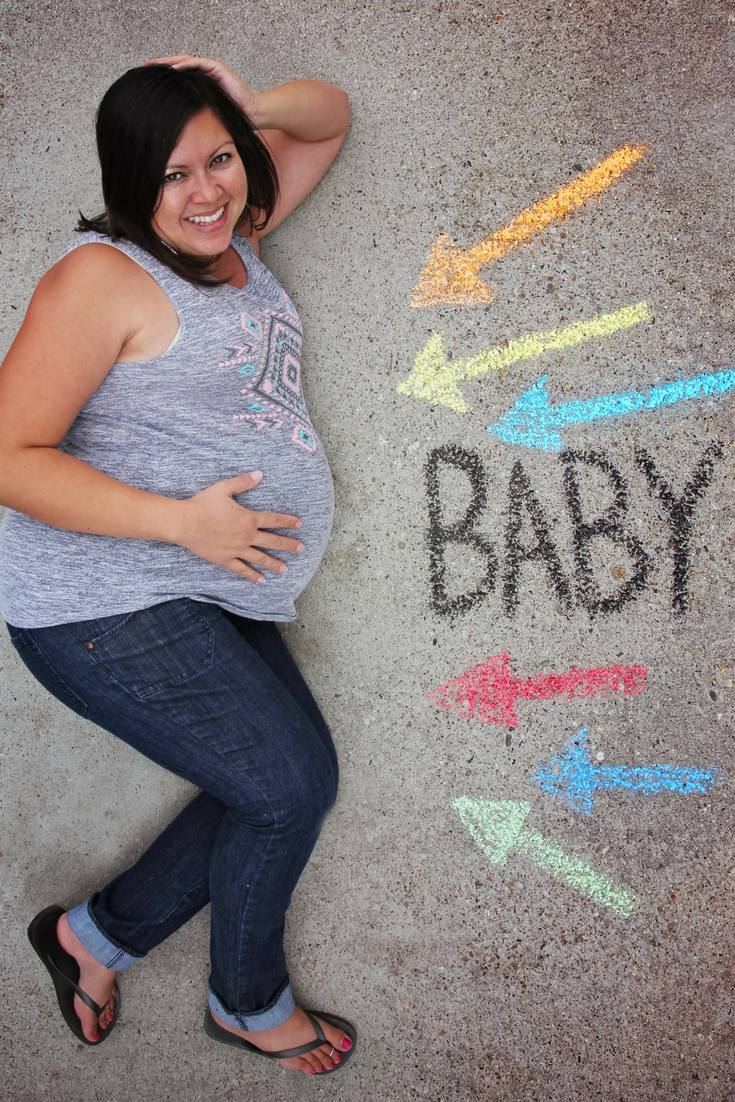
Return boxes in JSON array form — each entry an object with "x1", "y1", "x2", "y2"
[{"x1": 411, "y1": 144, "x2": 647, "y2": 308}]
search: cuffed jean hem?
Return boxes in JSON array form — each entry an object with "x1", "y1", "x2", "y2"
[
  {"x1": 208, "y1": 981, "x2": 296, "y2": 1032},
  {"x1": 66, "y1": 899, "x2": 143, "y2": 971}
]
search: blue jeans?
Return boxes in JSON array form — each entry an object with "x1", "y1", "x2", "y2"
[{"x1": 7, "y1": 599, "x2": 339, "y2": 1031}]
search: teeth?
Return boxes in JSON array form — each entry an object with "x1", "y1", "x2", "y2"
[{"x1": 187, "y1": 206, "x2": 225, "y2": 225}]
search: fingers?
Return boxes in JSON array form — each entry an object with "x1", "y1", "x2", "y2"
[
  {"x1": 227, "y1": 559, "x2": 265, "y2": 585},
  {"x1": 251, "y1": 531, "x2": 304, "y2": 554},
  {"x1": 225, "y1": 470, "x2": 263, "y2": 495},
  {"x1": 140, "y1": 54, "x2": 216, "y2": 69},
  {"x1": 224, "y1": 474, "x2": 304, "y2": 532},
  {"x1": 255, "y1": 511, "x2": 304, "y2": 531}
]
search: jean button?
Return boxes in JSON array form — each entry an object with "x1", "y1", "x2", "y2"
[{"x1": 86, "y1": 642, "x2": 94, "y2": 651}]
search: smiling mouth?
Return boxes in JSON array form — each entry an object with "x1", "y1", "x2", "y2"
[{"x1": 186, "y1": 204, "x2": 227, "y2": 225}]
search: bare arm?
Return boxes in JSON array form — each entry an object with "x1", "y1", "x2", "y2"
[
  {"x1": 144, "y1": 56, "x2": 351, "y2": 240},
  {"x1": 0, "y1": 245, "x2": 303, "y2": 583}
]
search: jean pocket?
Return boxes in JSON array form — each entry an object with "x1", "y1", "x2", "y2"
[{"x1": 67, "y1": 600, "x2": 215, "y2": 701}]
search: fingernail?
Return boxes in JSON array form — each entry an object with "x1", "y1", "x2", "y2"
[
  {"x1": 341, "y1": 1037, "x2": 352, "y2": 1050},
  {"x1": 296, "y1": 543, "x2": 304, "y2": 552},
  {"x1": 295, "y1": 520, "x2": 303, "y2": 528},
  {"x1": 256, "y1": 576, "x2": 265, "y2": 584},
  {"x1": 279, "y1": 564, "x2": 288, "y2": 574},
  {"x1": 250, "y1": 470, "x2": 263, "y2": 483}
]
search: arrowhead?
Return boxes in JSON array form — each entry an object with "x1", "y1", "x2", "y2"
[
  {"x1": 530, "y1": 728, "x2": 596, "y2": 815},
  {"x1": 410, "y1": 234, "x2": 495, "y2": 308},
  {"x1": 428, "y1": 653, "x2": 521, "y2": 726},
  {"x1": 396, "y1": 332, "x2": 468, "y2": 412},
  {"x1": 453, "y1": 797, "x2": 530, "y2": 861},
  {"x1": 486, "y1": 375, "x2": 564, "y2": 451}
]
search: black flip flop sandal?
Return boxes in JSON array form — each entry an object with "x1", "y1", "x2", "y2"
[
  {"x1": 27, "y1": 904, "x2": 120, "y2": 1046},
  {"x1": 203, "y1": 1008, "x2": 356, "y2": 1073}
]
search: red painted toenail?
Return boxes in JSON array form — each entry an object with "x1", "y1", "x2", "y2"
[
  {"x1": 93, "y1": 1032, "x2": 100, "y2": 1041},
  {"x1": 341, "y1": 1037, "x2": 352, "y2": 1050},
  {"x1": 309, "y1": 1069, "x2": 315, "y2": 1075}
]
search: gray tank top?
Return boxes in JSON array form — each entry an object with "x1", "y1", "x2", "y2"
[{"x1": 0, "y1": 231, "x2": 334, "y2": 628}]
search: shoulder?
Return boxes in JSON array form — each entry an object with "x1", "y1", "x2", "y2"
[
  {"x1": 46, "y1": 239, "x2": 144, "y2": 288},
  {"x1": 33, "y1": 241, "x2": 150, "y2": 317}
]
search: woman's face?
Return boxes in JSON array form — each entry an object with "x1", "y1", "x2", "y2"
[{"x1": 152, "y1": 107, "x2": 248, "y2": 256}]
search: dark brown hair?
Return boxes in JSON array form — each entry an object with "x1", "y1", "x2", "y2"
[{"x1": 77, "y1": 64, "x2": 279, "y2": 286}]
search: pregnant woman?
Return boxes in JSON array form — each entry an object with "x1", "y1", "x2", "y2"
[{"x1": 0, "y1": 56, "x2": 354, "y2": 1076}]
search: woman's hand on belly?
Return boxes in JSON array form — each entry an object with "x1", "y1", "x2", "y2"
[{"x1": 174, "y1": 470, "x2": 303, "y2": 583}]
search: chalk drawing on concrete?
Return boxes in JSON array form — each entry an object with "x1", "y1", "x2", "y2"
[
  {"x1": 411, "y1": 145, "x2": 647, "y2": 308},
  {"x1": 429, "y1": 653, "x2": 646, "y2": 728},
  {"x1": 561, "y1": 449, "x2": 652, "y2": 616},
  {"x1": 503, "y1": 459, "x2": 573, "y2": 616},
  {"x1": 453, "y1": 796, "x2": 637, "y2": 916},
  {"x1": 531, "y1": 728, "x2": 717, "y2": 816},
  {"x1": 398, "y1": 302, "x2": 651, "y2": 412},
  {"x1": 634, "y1": 442, "x2": 725, "y2": 615},
  {"x1": 425, "y1": 444, "x2": 498, "y2": 615},
  {"x1": 425, "y1": 444, "x2": 721, "y2": 618},
  {"x1": 486, "y1": 368, "x2": 735, "y2": 451}
]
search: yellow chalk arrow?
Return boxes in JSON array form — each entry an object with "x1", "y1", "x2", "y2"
[
  {"x1": 410, "y1": 144, "x2": 647, "y2": 308},
  {"x1": 398, "y1": 301, "x2": 651, "y2": 412}
]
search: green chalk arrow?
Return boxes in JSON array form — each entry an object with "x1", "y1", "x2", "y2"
[{"x1": 453, "y1": 796, "x2": 637, "y2": 916}]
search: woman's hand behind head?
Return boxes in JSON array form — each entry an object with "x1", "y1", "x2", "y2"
[{"x1": 141, "y1": 55, "x2": 259, "y2": 120}]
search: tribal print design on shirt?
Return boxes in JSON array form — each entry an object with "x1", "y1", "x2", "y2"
[{"x1": 223, "y1": 292, "x2": 317, "y2": 452}]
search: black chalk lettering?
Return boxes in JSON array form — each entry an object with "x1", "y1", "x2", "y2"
[
  {"x1": 425, "y1": 444, "x2": 497, "y2": 615},
  {"x1": 561, "y1": 449, "x2": 652, "y2": 616},
  {"x1": 503, "y1": 460, "x2": 573, "y2": 616},
  {"x1": 634, "y1": 441, "x2": 725, "y2": 615}
]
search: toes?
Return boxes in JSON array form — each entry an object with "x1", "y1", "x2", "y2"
[
  {"x1": 75, "y1": 1001, "x2": 98, "y2": 1042},
  {"x1": 320, "y1": 1021, "x2": 352, "y2": 1055},
  {"x1": 279, "y1": 1056, "x2": 320, "y2": 1075},
  {"x1": 305, "y1": 1051, "x2": 325, "y2": 1074},
  {"x1": 75, "y1": 992, "x2": 116, "y2": 1041},
  {"x1": 84, "y1": 1020, "x2": 100, "y2": 1042}
]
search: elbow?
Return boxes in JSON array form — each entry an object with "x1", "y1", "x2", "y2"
[
  {"x1": 0, "y1": 453, "x2": 15, "y2": 508},
  {"x1": 326, "y1": 83, "x2": 350, "y2": 136}
]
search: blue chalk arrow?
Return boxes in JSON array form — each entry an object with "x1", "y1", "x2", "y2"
[
  {"x1": 531, "y1": 728, "x2": 717, "y2": 815},
  {"x1": 486, "y1": 368, "x2": 735, "y2": 451}
]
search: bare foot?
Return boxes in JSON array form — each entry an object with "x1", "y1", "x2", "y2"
[
  {"x1": 210, "y1": 1006, "x2": 353, "y2": 1074},
  {"x1": 56, "y1": 912, "x2": 117, "y2": 1042}
]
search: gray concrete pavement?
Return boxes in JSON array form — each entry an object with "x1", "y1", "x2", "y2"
[{"x1": 2, "y1": 1, "x2": 734, "y2": 1099}]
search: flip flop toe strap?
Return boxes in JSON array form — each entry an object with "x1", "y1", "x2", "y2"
[
  {"x1": 47, "y1": 952, "x2": 104, "y2": 1017},
  {"x1": 247, "y1": 1013, "x2": 327, "y2": 1061}
]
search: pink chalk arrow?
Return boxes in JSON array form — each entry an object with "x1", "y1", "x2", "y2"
[{"x1": 428, "y1": 653, "x2": 646, "y2": 728}]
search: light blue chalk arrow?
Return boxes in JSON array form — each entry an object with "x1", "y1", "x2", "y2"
[
  {"x1": 486, "y1": 368, "x2": 735, "y2": 451},
  {"x1": 531, "y1": 728, "x2": 717, "y2": 815}
]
